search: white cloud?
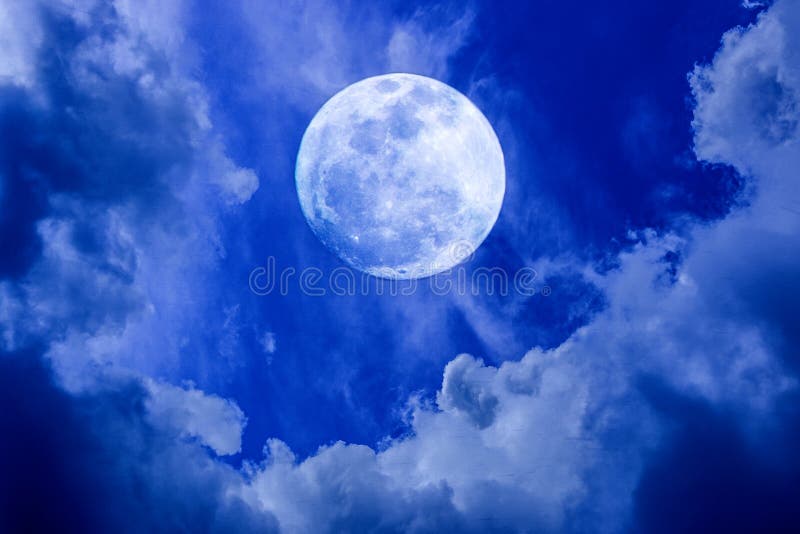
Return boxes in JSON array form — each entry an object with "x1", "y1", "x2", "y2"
[
  {"x1": 261, "y1": 331, "x2": 277, "y2": 355},
  {"x1": 247, "y1": 438, "x2": 462, "y2": 533},
  {"x1": 387, "y1": 7, "x2": 475, "y2": 80},
  {"x1": 145, "y1": 379, "x2": 248, "y2": 456},
  {"x1": 0, "y1": 0, "x2": 258, "y2": 462},
  {"x1": 219, "y1": 166, "x2": 260, "y2": 204},
  {"x1": 0, "y1": 0, "x2": 42, "y2": 88},
  {"x1": 0, "y1": 0, "x2": 258, "y2": 361}
]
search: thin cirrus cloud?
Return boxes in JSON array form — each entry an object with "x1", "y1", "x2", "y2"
[{"x1": 0, "y1": 0, "x2": 799, "y2": 532}]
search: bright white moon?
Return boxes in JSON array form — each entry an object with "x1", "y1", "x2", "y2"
[{"x1": 295, "y1": 73, "x2": 505, "y2": 279}]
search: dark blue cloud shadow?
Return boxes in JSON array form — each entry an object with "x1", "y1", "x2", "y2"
[
  {"x1": 0, "y1": 348, "x2": 276, "y2": 533},
  {"x1": 633, "y1": 376, "x2": 800, "y2": 533}
]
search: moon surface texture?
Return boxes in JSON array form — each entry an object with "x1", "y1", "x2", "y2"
[{"x1": 295, "y1": 73, "x2": 505, "y2": 279}]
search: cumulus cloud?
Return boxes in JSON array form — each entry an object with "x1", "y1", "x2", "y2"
[
  {"x1": 689, "y1": 0, "x2": 800, "y2": 370},
  {"x1": 436, "y1": 354, "x2": 499, "y2": 429},
  {"x1": 0, "y1": 0, "x2": 260, "y2": 380},
  {"x1": 243, "y1": 339, "x2": 605, "y2": 531},
  {"x1": 0, "y1": 0, "x2": 260, "y2": 518},
  {"x1": 145, "y1": 379, "x2": 248, "y2": 456},
  {"x1": 247, "y1": 438, "x2": 463, "y2": 532}
]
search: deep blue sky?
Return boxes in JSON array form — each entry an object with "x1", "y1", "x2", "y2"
[{"x1": 3, "y1": 0, "x2": 800, "y2": 532}]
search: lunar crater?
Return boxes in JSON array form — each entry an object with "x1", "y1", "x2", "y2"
[{"x1": 296, "y1": 73, "x2": 505, "y2": 279}]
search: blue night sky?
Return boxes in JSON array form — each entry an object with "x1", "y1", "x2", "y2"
[{"x1": 2, "y1": 0, "x2": 800, "y2": 532}]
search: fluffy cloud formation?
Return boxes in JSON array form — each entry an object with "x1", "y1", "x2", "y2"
[
  {"x1": 145, "y1": 379, "x2": 248, "y2": 456},
  {"x1": 0, "y1": 0, "x2": 260, "y2": 378},
  {"x1": 688, "y1": 0, "x2": 800, "y2": 373},
  {"x1": 0, "y1": 1, "x2": 264, "y2": 525}
]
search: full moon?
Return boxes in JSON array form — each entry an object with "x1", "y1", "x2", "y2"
[{"x1": 295, "y1": 73, "x2": 505, "y2": 279}]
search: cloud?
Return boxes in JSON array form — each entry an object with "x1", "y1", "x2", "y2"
[
  {"x1": 0, "y1": 0, "x2": 260, "y2": 381},
  {"x1": 0, "y1": 347, "x2": 277, "y2": 533},
  {"x1": 244, "y1": 340, "x2": 599, "y2": 531},
  {"x1": 387, "y1": 6, "x2": 475, "y2": 79},
  {"x1": 0, "y1": 1, "x2": 42, "y2": 88},
  {"x1": 261, "y1": 331, "x2": 277, "y2": 355},
  {"x1": 688, "y1": 0, "x2": 800, "y2": 369},
  {"x1": 237, "y1": 0, "x2": 475, "y2": 111},
  {"x1": 247, "y1": 438, "x2": 464, "y2": 532},
  {"x1": 742, "y1": 0, "x2": 766, "y2": 9},
  {"x1": 436, "y1": 354, "x2": 499, "y2": 429},
  {"x1": 145, "y1": 379, "x2": 248, "y2": 456},
  {"x1": 0, "y1": 0, "x2": 263, "y2": 522},
  {"x1": 626, "y1": 5, "x2": 800, "y2": 529},
  {"x1": 691, "y1": 1, "x2": 799, "y2": 173}
]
